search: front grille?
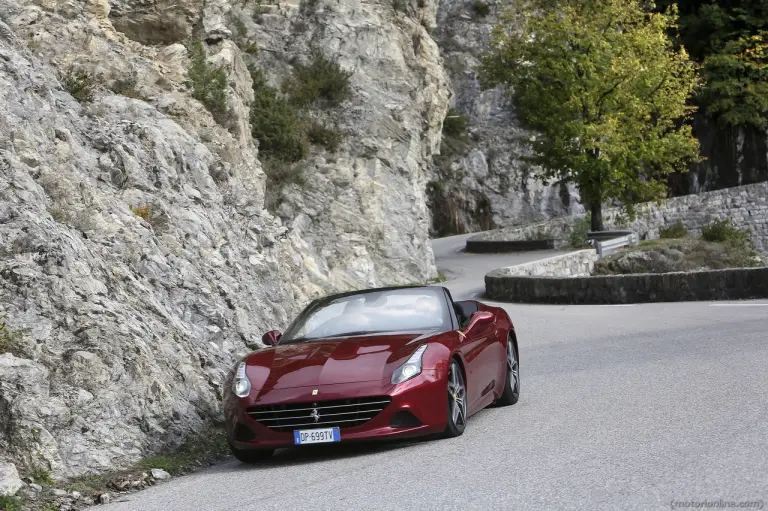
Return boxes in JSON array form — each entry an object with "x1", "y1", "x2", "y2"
[{"x1": 247, "y1": 396, "x2": 391, "y2": 432}]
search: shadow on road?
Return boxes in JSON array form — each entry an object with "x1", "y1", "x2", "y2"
[{"x1": 228, "y1": 436, "x2": 435, "y2": 471}]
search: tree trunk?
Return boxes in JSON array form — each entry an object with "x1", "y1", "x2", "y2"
[{"x1": 590, "y1": 202, "x2": 604, "y2": 232}]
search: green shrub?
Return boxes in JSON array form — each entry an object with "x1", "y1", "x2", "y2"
[
  {"x1": 700, "y1": 218, "x2": 751, "y2": 247},
  {"x1": 248, "y1": 55, "x2": 350, "y2": 210},
  {"x1": 110, "y1": 75, "x2": 143, "y2": 99},
  {"x1": 392, "y1": 0, "x2": 407, "y2": 12},
  {"x1": 186, "y1": 40, "x2": 229, "y2": 122},
  {"x1": 0, "y1": 495, "x2": 23, "y2": 511},
  {"x1": 0, "y1": 320, "x2": 27, "y2": 358},
  {"x1": 568, "y1": 213, "x2": 592, "y2": 248},
  {"x1": 306, "y1": 122, "x2": 343, "y2": 152},
  {"x1": 244, "y1": 42, "x2": 259, "y2": 56},
  {"x1": 526, "y1": 229, "x2": 551, "y2": 241},
  {"x1": 433, "y1": 108, "x2": 470, "y2": 169},
  {"x1": 29, "y1": 467, "x2": 55, "y2": 486},
  {"x1": 659, "y1": 221, "x2": 688, "y2": 239},
  {"x1": 232, "y1": 17, "x2": 248, "y2": 38},
  {"x1": 442, "y1": 108, "x2": 469, "y2": 138},
  {"x1": 63, "y1": 69, "x2": 95, "y2": 103},
  {"x1": 472, "y1": 0, "x2": 490, "y2": 17},
  {"x1": 283, "y1": 51, "x2": 353, "y2": 108},
  {"x1": 250, "y1": 79, "x2": 309, "y2": 163},
  {"x1": 262, "y1": 157, "x2": 306, "y2": 211}
]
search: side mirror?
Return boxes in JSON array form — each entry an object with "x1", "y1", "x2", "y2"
[
  {"x1": 462, "y1": 311, "x2": 494, "y2": 334},
  {"x1": 262, "y1": 330, "x2": 282, "y2": 346}
]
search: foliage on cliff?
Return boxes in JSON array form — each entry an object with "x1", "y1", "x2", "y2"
[
  {"x1": 479, "y1": 0, "x2": 702, "y2": 231},
  {"x1": 657, "y1": 0, "x2": 768, "y2": 129},
  {"x1": 248, "y1": 52, "x2": 352, "y2": 210},
  {"x1": 186, "y1": 40, "x2": 229, "y2": 122}
]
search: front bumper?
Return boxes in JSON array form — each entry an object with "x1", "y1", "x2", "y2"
[{"x1": 225, "y1": 370, "x2": 447, "y2": 450}]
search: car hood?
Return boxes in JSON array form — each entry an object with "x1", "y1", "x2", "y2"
[{"x1": 243, "y1": 331, "x2": 437, "y2": 392}]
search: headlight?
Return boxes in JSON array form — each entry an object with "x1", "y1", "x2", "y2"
[
  {"x1": 232, "y1": 361, "x2": 251, "y2": 397},
  {"x1": 391, "y1": 345, "x2": 428, "y2": 385}
]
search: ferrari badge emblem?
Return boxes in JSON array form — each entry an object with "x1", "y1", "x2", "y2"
[
  {"x1": 312, "y1": 389, "x2": 318, "y2": 396},
  {"x1": 310, "y1": 409, "x2": 320, "y2": 423}
]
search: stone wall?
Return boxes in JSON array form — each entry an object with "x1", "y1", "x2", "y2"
[
  {"x1": 485, "y1": 267, "x2": 768, "y2": 304},
  {"x1": 488, "y1": 250, "x2": 598, "y2": 278},
  {"x1": 472, "y1": 181, "x2": 768, "y2": 251}
]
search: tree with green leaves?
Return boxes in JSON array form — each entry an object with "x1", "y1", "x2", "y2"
[{"x1": 479, "y1": 0, "x2": 703, "y2": 231}]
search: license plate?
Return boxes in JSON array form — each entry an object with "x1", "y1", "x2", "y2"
[{"x1": 293, "y1": 427, "x2": 340, "y2": 445}]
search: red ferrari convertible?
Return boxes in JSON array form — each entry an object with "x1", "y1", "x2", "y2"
[{"x1": 223, "y1": 285, "x2": 520, "y2": 462}]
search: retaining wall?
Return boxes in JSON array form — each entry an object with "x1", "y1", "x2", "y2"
[
  {"x1": 486, "y1": 265, "x2": 768, "y2": 304},
  {"x1": 490, "y1": 250, "x2": 598, "y2": 278},
  {"x1": 472, "y1": 181, "x2": 768, "y2": 251},
  {"x1": 464, "y1": 239, "x2": 555, "y2": 253}
]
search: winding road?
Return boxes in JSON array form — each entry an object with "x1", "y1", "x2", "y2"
[{"x1": 96, "y1": 234, "x2": 768, "y2": 511}]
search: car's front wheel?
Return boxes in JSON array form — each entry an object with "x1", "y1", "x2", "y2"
[
  {"x1": 496, "y1": 336, "x2": 520, "y2": 406},
  {"x1": 229, "y1": 441, "x2": 274, "y2": 464},
  {"x1": 442, "y1": 360, "x2": 467, "y2": 438}
]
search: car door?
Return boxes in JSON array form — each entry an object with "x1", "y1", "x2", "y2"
[
  {"x1": 446, "y1": 293, "x2": 498, "y2": 412},
  {"x1": 461, "y1": 312, "x2": 498, "y2": 411}
]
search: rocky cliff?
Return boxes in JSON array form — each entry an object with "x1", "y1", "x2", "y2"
[
  {"x1": 0, "y1": 0, "x2": 448, "y2": 479},
  {"x1": 669, "y1": 114, "x2": 768, "y2": 196},
  {"x1": 427, "y1": 0, "x2": 582, "y2": 236}
]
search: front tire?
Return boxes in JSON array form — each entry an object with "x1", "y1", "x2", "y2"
[
  {"x1": 442, "y1": 360, "x2": 468, "y2": 438},
  {"x1": 496, "y1": 337, "x2": 520, "y2": 406},
  {"x1": 229, "y1": 441, "x2": 274, "y2": 464}
]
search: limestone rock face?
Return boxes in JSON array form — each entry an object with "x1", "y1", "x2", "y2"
[
  {"x1": 0, "y1": 0, "x2": 444, "y2": 478},
  {"x1": 108, "y1": 0, "x2": 205, "y2": 45},
  {"x1": 429, "y1": 0, "x2": 582, "y2": 235},
  {"x1": 0, "y1": 461, "x2": 23, "y2": 496}
]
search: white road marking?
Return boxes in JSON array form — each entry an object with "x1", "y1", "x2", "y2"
[{"x1": 709, "y1": 303, "x2": 768, "y2": 307}]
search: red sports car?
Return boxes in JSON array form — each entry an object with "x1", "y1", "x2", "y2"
[{"x1": 223, "y1": 285, "x2": 520, "y2": 462}]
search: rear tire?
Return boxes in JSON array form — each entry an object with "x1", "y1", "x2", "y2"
[
  {"x1": 229, "y1": 441, "x2": 274, "y2": 464},
  {"x1": 442, "y1": 360, "x2": 468, "y2": 438},
  {"x1": 496, "y1": 337, "x2": 520, "y2": 406}
]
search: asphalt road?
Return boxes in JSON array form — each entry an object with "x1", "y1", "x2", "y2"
[{"x1": 96, "y1": 234, "x2": 768, "y2": 511}]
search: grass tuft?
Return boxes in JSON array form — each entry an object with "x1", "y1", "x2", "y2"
[
  {"x1": 0, "y1": 320, "x2": 27, "y2": 358},
  {"x1": 29, "y1": 467, "x2": 55, "y2": 486},
  {"x1": 135, "y1": 428, "x2": 230, "y2": 476},
  {"x1": 0, "y1": 496, "x2": 23, "y2": 511},
  {"x1": 131, "y1": 204, "x2": 153, "y2": 223}
]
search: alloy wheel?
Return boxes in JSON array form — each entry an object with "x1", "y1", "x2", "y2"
[
  {"x1": 507, "y1": 341, "x2": 519, "y2": 393},
  {"x1": 448, "y1": 361, "x2": 467, "y2": 428}
]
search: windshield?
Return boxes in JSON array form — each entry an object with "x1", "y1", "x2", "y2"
[{"x1": 280, "y1": 287, "x2": 451, "y2": 343}]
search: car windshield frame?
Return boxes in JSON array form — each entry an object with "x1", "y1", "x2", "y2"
[{"x1": 279, "y1": 287, "x2": 453, "y2": 344}]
